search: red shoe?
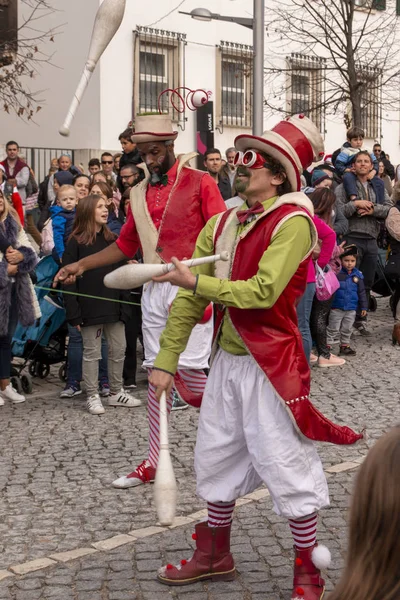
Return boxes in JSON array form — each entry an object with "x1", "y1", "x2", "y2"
[
  {"x1": 112, "y1": 460, "x2": 156, "y2": 488},
  {"x1": 292, "y1": 544, "x2": 331, "y2": 599},
  {"x1": 157, "y1": 522, "x2": 235, "y2": 586}
]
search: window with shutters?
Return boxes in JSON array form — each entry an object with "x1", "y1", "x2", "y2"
[
  {"x1": 286, "y1": 54, "x2": 325, "y2": 133},
  {"x1": 353, "y1": 0, "x2": 386, "y2": 10},
  {"x1": 133, "y1": 26, "x2": 186, "y2": 122},
  {"x1": 0, "y1": 0, "x2": 17, "y2": 66},
  {"x1": 216, "y1": 41, "x2": 253, "y2": 129},
  {"x1": 357, "y1": 66, "x2": 382, "y2": 139}
]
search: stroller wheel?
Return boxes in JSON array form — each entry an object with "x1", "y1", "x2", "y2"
[
  {"x1": 11, "y1": 376, "x2": 23, "y2": 394},
  {"x1": 369, "y1": 295, "x2": 377, "y2": 312},
  {"x1": 37, "y1": 363, "x2": 50, "y2": 379},
  {"x1": 21, "y1": 374, "x2": 33, "y2": 394},
  {"x1": 58, "y1": 364, "x2": 67, "y2": 383},
  {"x1": 29, "y1": 361, "x2": 38, "y2": 377}
]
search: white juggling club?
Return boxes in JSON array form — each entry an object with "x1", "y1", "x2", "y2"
[
  {"x1": 59, "y1": 0, "x2": 126, "y2": 136},
  {"x1": 104, "y1": 252, "x2": 230, "y2": 290},
  {"x1": 154, "y1": 391, "x2": 177, "y2": 526}
]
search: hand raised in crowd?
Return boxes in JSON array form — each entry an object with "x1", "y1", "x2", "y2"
[
  {"x1": 6, "y1": 248, "x2": 24, "y2": 264},
  {"x1": 53, "y1": 262, "x2": 84, "y2": 287},
  {"x1": 152, "y1": 257, "x2": 197, "y2": 290}
]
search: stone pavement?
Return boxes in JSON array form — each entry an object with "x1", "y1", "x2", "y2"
[{"x1": 0, "y1": 298, "x2": 399, "y2": 599}]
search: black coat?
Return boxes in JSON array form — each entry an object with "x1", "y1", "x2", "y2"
[
  {"x1": 62, "y1": 231, "x2": 128, "y2": 328},
  {"x1": 217, "y1": 175, "x2": 233, "y2": 201}
]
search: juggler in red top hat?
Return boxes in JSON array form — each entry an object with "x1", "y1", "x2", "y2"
[{"x1": 150, "y1": 114, "x2": 363, "y2": 600}]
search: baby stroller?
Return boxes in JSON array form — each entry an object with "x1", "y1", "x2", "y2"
[{"x1": 11, "y1": 256, "x2": 68, "y2": 394}]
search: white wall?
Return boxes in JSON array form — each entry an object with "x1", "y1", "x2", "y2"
[
  {"x1": 0, "y1": 0, "x2": 101, "y2": 154},
  {"x1": 1, "y1": 0, "x2": 399, "y2": 165},
  {"x1": 99, "y1": 0, "x2": 253, "y2": 156}
]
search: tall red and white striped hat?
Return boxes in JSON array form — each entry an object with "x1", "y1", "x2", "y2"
[{"x1": 235, "y1": 114, "x2": 325, "y2": 192}]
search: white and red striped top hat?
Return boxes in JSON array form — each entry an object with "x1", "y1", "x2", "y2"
[{"x1": 235, "y1": 114, "x2": 325, "y2": 192}]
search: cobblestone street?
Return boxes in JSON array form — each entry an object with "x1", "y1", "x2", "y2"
[{"x1": 0, "y1": 299, "x2": 399, "y2": 600}]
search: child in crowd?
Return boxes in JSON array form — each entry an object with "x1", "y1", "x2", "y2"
[
  {"x1": 50, "y1": 185, "x2": 77, "y2": 263},
  {"x1": 62, "y1": 195, "x2": 141, "y2": 415},
  {"x1": 335, "y1": 126, "x2": 380, "y2": 201},
  {"x1": 329, "y1": 426, "x2": 400, "y2": 600},
  {"x1": 302, "y1": 169, "x2": 333, "y2": 195},
  {"x1": 327, "y1": 245, "x2": 368, "y2": 356}
]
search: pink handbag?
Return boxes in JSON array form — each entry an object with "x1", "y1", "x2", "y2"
[{"x1": 315, "y1": 264, "x2": 340, "y2": 301}]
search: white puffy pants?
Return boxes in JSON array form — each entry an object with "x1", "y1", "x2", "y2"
[
  {"x1": 195, "y1": 349, "x2": 330, "y2": 519},
  {"x1": 141, "y1": 281, "x2": 213, "y2": 369}
]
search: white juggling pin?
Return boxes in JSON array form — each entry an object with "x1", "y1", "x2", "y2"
[
  {"x1": 154, "y1": 391, "x2": 177, "y2": 526},
  {"x1": 104, "y1": 252, "x2": 230, "y2": 290},
  {"x1": 59, "y1": 0, "x2": 126, "y2": 136}
]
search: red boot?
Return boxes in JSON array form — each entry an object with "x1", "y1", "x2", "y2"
[
  {"x1": 157, "y1": 522, "x2": 235, "y2": 586},
  {"x1": 291, "y1": 544, "x2": 331, "y2": 600}
]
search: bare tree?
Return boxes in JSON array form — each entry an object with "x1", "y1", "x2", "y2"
[
  {"x1": 0, "y1": 0, "x2": 61, "y2": 119},
  {"x1": 264, "y1": 0, "x2": 400, "y2": 134}
]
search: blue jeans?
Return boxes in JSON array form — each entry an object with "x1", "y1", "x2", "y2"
[
  {"x1": 67, "y1": 324, "x2": 108, "y2": 386},
  {"x1": 296, "y1": 282, "x2": 316, "y2": 364},
  {"x1": 0, "y1": 284, "x2": 19, "y2": 380}
]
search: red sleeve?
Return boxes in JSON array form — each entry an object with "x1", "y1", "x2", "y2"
[
  {"x1": 199, "y1": 173, "x2": 227, "y2": 222},
  {"x1": 115, "y1": 208, "x2": 140, "y2": 258}
]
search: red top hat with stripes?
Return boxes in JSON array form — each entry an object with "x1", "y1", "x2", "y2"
[{"x1": 235, "y1": 114, "x2": 325, "y2": 192}]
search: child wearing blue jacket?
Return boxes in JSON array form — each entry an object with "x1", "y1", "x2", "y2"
[
  {"x1": 335, "y1": 126, "x2": 382, "y2": 203},
  {"x1": 50, "y1": 185, "x2": 77, "y2": 263},
  {"x1": 327, "y1": 245, "x2": 368, "y2": 356}
]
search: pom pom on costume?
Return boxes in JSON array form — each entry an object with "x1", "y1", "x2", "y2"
[
  {"x1": 199, "y1": 303, "x2": 213, "y2": 324},
  {"x1": 295, "y1": 557, "x2": 303, "y2": 566},
  {"x1": 311, "y1": 544, "x2": 331, "y2": 570}
]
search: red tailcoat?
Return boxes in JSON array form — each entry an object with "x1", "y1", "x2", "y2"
[
  {"x1": 208, "y1": 205, "x2": 362, "y2": 446},
  {"x1": 156, "y1": 168, "x2": 213, "y2": 263}
]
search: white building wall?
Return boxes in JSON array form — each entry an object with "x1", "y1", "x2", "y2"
[
  {"x1": 0, "y1": 0, "x2": 399, "y2": 165},
  {"x1": 99, "y1": 0, "x2": 253, "y2": 156}
]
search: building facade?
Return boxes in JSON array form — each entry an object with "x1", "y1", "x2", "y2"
[{"x1": 0, "y1": 0, "x2": 399, "y2": 176}]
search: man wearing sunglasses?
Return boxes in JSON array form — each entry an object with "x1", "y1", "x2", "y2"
[
  {"x1": 101, "y1": 152, "x2": 117, "y2": 183},
  {"x1": 149, "y1": 115, "x2": 362, "y2": 600}
]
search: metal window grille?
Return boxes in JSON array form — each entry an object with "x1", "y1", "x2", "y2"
[
  {"x1": 133, "y1": 26, "x2": 186, "y2": 122},
  {"x1": 356, "y1": 65, "x2": 382, "y2": 139},
  {"x1": 287, "y1": 54, "x2": 325, "y2": 133},
  {"x1": 19, "y1": 147, "x2": 75, "y2": 183},
  {"x1": 0, "y1": 0, "x2": 17, "y2": 66},
  {"x1": 218, "y1": 41, "x2": 253, "y2": 128}
]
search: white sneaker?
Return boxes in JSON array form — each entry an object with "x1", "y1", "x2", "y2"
[
  {"x1": 108, "y1": 389, "x2": 142, "y2": 408},
  {"x1": 86, "y1": 394, "x2": 105, "y2": 415},
  {"x1": 0, "y1": 384, "x2": 26, "y2": 404}
]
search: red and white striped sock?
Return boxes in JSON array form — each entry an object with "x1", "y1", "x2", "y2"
[
  {"x1": 178, "y1": 369, "x2": 208, "y2": 394},
  {"x1": 207, "y1": 501, "x2": 236, "y2": 527},
  {"x1": 288, "y1": 512, "x2": 318, "y2": 549},
  {"x1": 147, "y1": 369, "x2": 207, "y2": 469}
]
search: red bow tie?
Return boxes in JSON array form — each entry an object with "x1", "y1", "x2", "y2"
[{"x1": 236, "y1": 202, "x2": 265, "y2": 224}]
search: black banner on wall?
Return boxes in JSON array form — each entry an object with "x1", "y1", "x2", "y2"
[{"x1": 196, "y1": 101, "x2": 214, "y2": 170}]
